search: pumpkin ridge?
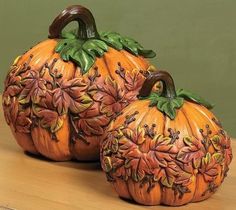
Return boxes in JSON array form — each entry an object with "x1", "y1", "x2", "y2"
[
  {"x1": 118, "y1": 51, "x2": 138, "y2": 70},
  {"x1": 180, "y1": 108, "x2": 196, "y2": 138},
  {"x1": 187, "y1": 102, "x2": 219, "y2": 133},
  {"x1": 3, "y1": 4, "x2": 154, "y2": 162},
  {"x1": 19, "y1": 40, "x2": 55, "y2": 65},
  {"x1": 120, "y1": 51, "x2": 141, "y2": 69},
  {"x1": 180, "y1": 104, "x2": 201, "y2": 142},
  {"x1": 102, "y1": 52, "x2": 115, "y2": 81}
]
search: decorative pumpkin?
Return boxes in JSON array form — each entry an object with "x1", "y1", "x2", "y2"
[
  {"x1": 100, "y1": 70, "x2": 232, "y2": 206},
  {"x1": 2, "y1": 5, "x2": 156, "y2": 161}
]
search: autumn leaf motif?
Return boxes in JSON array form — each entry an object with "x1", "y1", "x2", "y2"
[
  {"x1": 210, "y1": 135, "x2": 222, "y2": 151},
  {"x1": 52, "y1": 78, "x2": 93, "y2": 115},
  {"x1": 122, "y1": 126, "x2": 146, "y2": 145},
  {"x1": 199, "y1": 153, "x2": 219, "y2": 182},
  {"x1": 18, "y1": 70, "x2": 47, "y2": 105},
  {"x1": 125, "y1": 153, "x2": 153, "y2": 182},
  {"x1": 211, "y1": 134, "x2": 232, "y2": 167},
  {"x1": 122, "y1": 69, "x2": 145, "y2": 101},
  {"x1": 102, "y1": 132, "x2": 120, "y2": 155},
  {"x1": 4, "y1": 64, "x2": 22, "y2": 88},
  {"x1": 32, "y1": 105, "x2": 63, "y2": 133},
  {"x1": 93, "y1": 76, "x2": 127, "y2": 117},
  {"x1": 222, "y1": 136, "x2": 233, "y2": 166},
  {"x1": 75, "y1": 102, "x2": 110, "y2": 136},
  {"x1": 123, "y1": 69, "x2": 144, "y2": 91},
  {"x1": 149, "y1": 134, "x2": 179, "y2": 168},
  {"x1": 15, "y1": 107, "x2": 32, "y2": 133},
  {"x1": 147, "y1": 134, "x2": 181, "y2": 187},
  {"x1": 119, "y1": 141, "x2": 151, "y2": 181},
  {"x1": 177, "y1": 137, "x2": 205, "y2": 169},
  {"x1": 2, "y1": 97, "x2": 19, "y2": 125}
]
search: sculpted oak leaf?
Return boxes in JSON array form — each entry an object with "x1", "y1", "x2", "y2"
[
  {"x1": 93, "y1": 76, "x2": 127, "y2": 117},
  {"x1": 75, "y1": 102, "x2": 110, "y2": 136},
  {"x1": 199, "y1": 153, "x2": 219, "y2": 182},
  {"x1": 177, "y1": 137, "x2": 205, "y2": 169},
  {"x1": 32, "y1": 105, "x2": 63, "y2": 133},
  {"x1": 18, "y1": 70, "x2": 47, "y2": 105},
  {"x1": 53, "y1": 78, "x2": 93, "y2": 115}
]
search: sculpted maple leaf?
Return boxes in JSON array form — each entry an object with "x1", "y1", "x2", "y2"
[
  {"x1": 32, "y1": 105, "x2": 63, "y2": 133},
  {"x1": 4, "y1": 65, "x2": 22, "y2": 87},
  {"x1": 122, "y1": 69, "x2": 145, "y2": 101},
  {"x1": 52, "y1": 78, "x2": 93, "y2": 115},
  {"x1": 149, "y1": 134, "x2": 179, "y2": 168},
  {"x1": 15, "y1": 107, "x2": 32, "y2": 133},
  {"x1": 75, "y1": 102, "x2": 110, "y2": 136},
  {"x1": 121, "y1": 126, "x2": 146, "y2": 145},
  {"x1": 199, "y1": 153, "x2": 220, "y2": 182},
  {"x1": 211, "y1": 134, "x2": 232, "y2": 166},
  {"x1": 102, "y1": 132, "x2": 120, "y2": 155},
  {"x1": 116, "y1": 137, "x2": 152, "y2": 181},
  {"x1": 93, "y1": 76, "x2": 127, "y2": 117},
  {"x1": 2, "y1": 97, "x2": 19, "y2": 125},
  {"x1": 146, "y1": 134, "x2": 182, "y2": 187},
  {"x1": 18, "y1": 70, "x2": 47, "y2": 105},
  {"x1": 177, "y1": 137, "x2": 205, "y2": 168},
  {"x1": 123, "y1": 69, "x2": 144, "y2": 91}
]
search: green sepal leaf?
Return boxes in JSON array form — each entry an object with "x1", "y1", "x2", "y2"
[
  {"x1": 55, "y1": 30, "x2": 156, "y2": 74},
  {"x1": 148, "y1": 92, "x2": 184, "y2": 120},
  {"x1": 138, "y1": 49, "x2": 156, "y2": 58},
  {"x1": 55, "y1": 36, "x2": 107, "y2": 74},
  {"x1": 100, "y1": 31, "x2": 156, "y2": 58},
  {"x1": 177, "y1": 88, "x2": 214, "y2": 109}
]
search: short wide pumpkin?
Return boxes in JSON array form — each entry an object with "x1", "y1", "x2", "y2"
[
  {"x1": 100, "y1": 70, "x2": 232, "y2": 206},
  {"x1": 2, "y1": 5, "x2": 156, "y2": 161}
]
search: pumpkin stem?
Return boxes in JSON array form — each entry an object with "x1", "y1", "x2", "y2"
[
  {"x1": 48, "y1": 5, "x2": 99, "y2": 40},
  {"x1": 138, "y1": 70, "x2": 177, "y2": 99}
]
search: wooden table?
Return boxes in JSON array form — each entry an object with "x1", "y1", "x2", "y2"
[{"x1": 0, "y1": 106, "x2": 235, "y2": 210}]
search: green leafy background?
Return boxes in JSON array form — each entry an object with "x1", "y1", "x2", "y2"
[{"x1": 0, "y1": 0, "x2": 236, "y2": 136}]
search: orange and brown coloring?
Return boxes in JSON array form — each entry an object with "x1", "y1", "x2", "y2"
[
  {"x1": 100, "y1": 71, "x2": 232, "y2": 206},
  {"x1": 2, "y1": 5, "x2": 156, "y2": 161}
]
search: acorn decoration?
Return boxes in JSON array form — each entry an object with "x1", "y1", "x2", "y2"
[
  {"x1": 100, "y1": 70, "x2": 232, "y2": 206},
  {"x1": 2, "y1": 5, "x2": 156, "y2": 161}
]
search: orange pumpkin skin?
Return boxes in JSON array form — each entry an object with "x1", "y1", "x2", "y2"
[
  {"x1": 2, "y1": 5, "x2": 155, "y2": 161},
  {"x1": 100, "y1": 71, "x2": 232, "y2": 206}
]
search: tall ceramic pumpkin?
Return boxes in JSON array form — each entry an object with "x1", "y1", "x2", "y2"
[{"x1": 2, "y1": 5, "x2": 156, "y2": 161}]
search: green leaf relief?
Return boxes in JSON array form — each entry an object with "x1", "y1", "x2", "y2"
[
  {"x1": 148, "y1": 92, "x2": 184, "y2": 120},
  {"x1": 176, "y1": 88, "x2": 214, "y2": 109},
  {"x1": 146, "y1": 89, "x2": 214, "y2": 120},
  {"x1": 55, "y1": 31, "x2": 156, "y2": 74}
]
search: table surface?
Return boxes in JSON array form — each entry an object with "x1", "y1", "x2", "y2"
[{"x1": 0, "y1": 103, "x2": 235, "y2": 210}]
